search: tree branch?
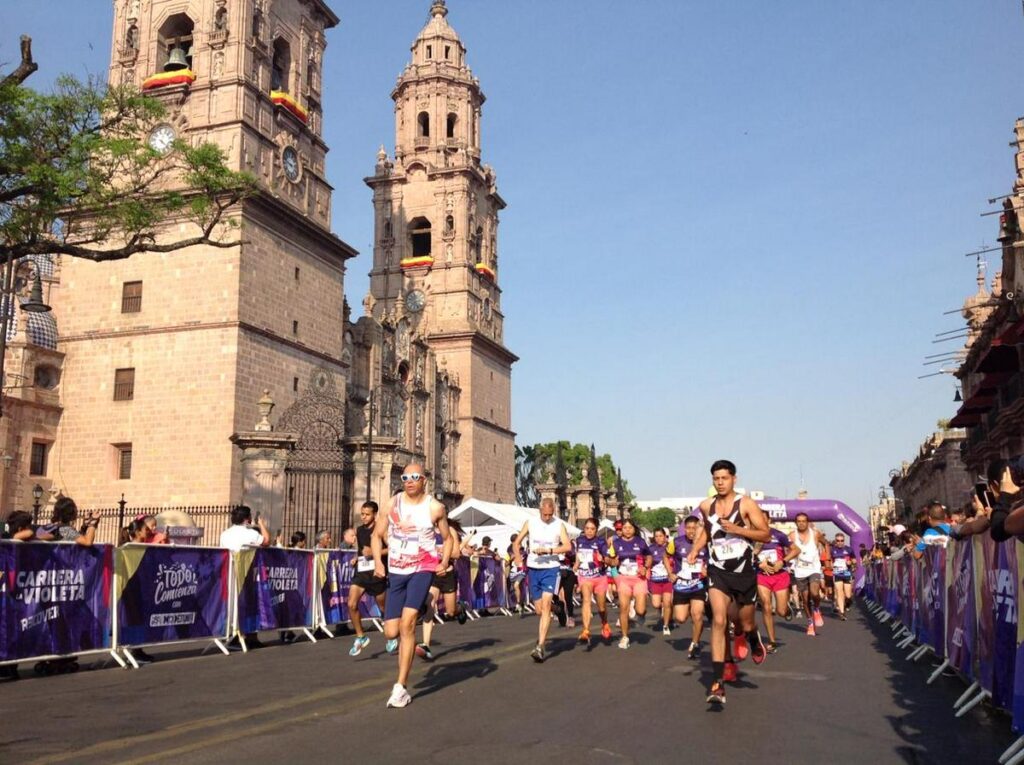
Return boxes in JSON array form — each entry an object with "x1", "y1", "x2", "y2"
[{"x1": 1, "y1": 35, "x2": 39, "y2": 88}]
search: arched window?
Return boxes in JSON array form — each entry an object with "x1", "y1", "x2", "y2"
[
  {"x1": 271, "y1": 37, "x2": 291, "y2": 92},
  {"x1": 214, "y1": 7, "x2": 228, "y2": 32},
  {"x1": 125, "y1": 23, "x2": 139, "y2": 52},
  {"x1": 444, "y1": 215, "x2": 454, "y2": 235},
  {"x1": 409, "y1": 217, "x2": 432, "y2": 258},
  {"x1": 157, "y1": 13, "x2": 194, "y2": 72},
  {"x1": 417, "y1": 112, "x2": 430, "y2": 138},
  {"x1": 251, "y1": 7, "x2": 263, "y2": 40},
  {"x1": 473, "y1": 226, "x2": 483, "y2": 261},
  {"x1": 446, "y1": 113, "x2": 457, "y2": 139}
]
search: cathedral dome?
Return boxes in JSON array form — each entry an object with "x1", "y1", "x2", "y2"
[{"x1": 3, "y1": 297, "x2": 59, "y2": 350}]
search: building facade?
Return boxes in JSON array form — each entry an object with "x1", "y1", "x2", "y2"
[{"x1": 889, "y1": 429, "x2": 973, "y2": 519}]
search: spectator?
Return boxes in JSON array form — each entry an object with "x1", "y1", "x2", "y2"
[
  {"x1": 912, "y1": 503, "x2": 950, "y2": 560},
  {"x1": 339, "y1": 527, "x2": 357, "y2": 550},
  {"x1": 218, "y1": 506, "x2": 270, "y2": 551},
  {"x1": 139, "y1": 515, "x2": 167, "y2": 544},
  {"x1": 475, "y1": 536, "x2": 498, "y2": 559},
  {"x1": 953, "y1": 492, "x2": 992, "y2": 540},
  {"x1": 988, "y1": 457, "x2": 1024, "y2": 542},
  {"x1": 120, "y1": 518, "x2": 150, "y2": 545},
  {"x1": 315, "y1": 530, "x2": 333, "y2": 548},
  {"x1": 2, "y1": 511, "x2": 36, "y2": 541},
  {"x1": 50, "y1": 497, "x2": 100, "y2": 546},
  {"x1": 280, "y1": 531, "x2": 308, "y2": 645}
]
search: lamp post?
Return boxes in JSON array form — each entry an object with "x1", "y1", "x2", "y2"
[
  {"x1": 0, "y1": 265, "x2": 51, "y2": 418},
  {"x1": 31, "y1": 483, "x2": 42, "y2": 523},
  {"x1": 365, "y1": 387, "x2": 379, "y2": 504}
]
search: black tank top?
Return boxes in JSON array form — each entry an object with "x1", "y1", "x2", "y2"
[{"x1": 707, "y1": 497, "x2": 753, "y2": 573}]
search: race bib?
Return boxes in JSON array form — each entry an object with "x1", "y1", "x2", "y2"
[
  {"x1": 758, "y1": 549, "x2": 779, "y2": 565},
  {"x1": 619, "y1": 559, "x2": 639, "y2": 576},
  {"x1": 357, "y1": 556, "x2": 376, "y2": 573},
  {"x1": 712, "y1": 540, "x2": 745, "y2": 561},
  {"x1": 678, "y1": 561, "x2": 698, "y2": 580},
  {"x1": 393, "y1": 538, "x2": 420, "y2": 558},
  {"x1": 833, "y1": 558, "x2": 848, "y2": 573},
  {"x1": 577, "y1": 548, "x2": 594, "y2": 566},
  {"x1": 651, "y1": 563, "x2": 668, "y2": 580}
]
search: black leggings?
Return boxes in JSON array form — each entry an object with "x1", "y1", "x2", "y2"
[{"x1": 559, "y1": 570, "x2": 577, "y2": 617}]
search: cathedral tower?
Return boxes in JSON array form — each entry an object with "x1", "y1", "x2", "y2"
[
  {"x1": 48, "y1": 0, "x2": 356, "y2": 507},
  {"x1": 365, "y1": 1, "x2": 516, "y2": 502}
]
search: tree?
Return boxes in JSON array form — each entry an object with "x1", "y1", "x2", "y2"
[
  {"x1": 1, "y1": 36, "x2": 255, "y2": 265},
  {"x1": 514, "y1": 444, "x2": 540, "y2": 507},
  {"x1": 631, "y1": 507, "x2": 678, "y2": 532},
  {"x1": 522, "y1": 441, "x2": 635, "y2": 504}
]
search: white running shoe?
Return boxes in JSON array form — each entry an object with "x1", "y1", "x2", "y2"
[
  {"x1": 386, "y1": 683, "x2": 412, "y2": 709},
  {"x1": 618, "y1": 636, "x2": 630, "y2": 650},
  {"x1": 662, "y1": 626, "x2": 671, "y2": 636}
]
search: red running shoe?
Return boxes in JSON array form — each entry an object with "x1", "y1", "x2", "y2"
[
  {"x1": 723, "y1": 661, "x2": 739, "y2": 682},
  {"x1": 750, "y1": 632, "x2": 767, "y2": 665},
  {"x1": 732, "y1": 634, "x2": 749, "y2": 662}
]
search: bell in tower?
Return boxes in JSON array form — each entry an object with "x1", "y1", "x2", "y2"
[{"x1": 164, "y1": 46, "x2": 189, "y2": 72}]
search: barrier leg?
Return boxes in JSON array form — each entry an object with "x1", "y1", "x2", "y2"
[
  {"x1": 1006, "y1": 749, "x2": 1024, "y2": 765},
  {"x1": 896, "y1": 633, "x2": 915, "y2": 649},
  {"x1": 878, "y1": 612, "x2": 891, "y2": 623},
  {"x1": 109, "y1": 649, "x2": 129, "y2": 670},
  {"x1": 954, "y1": 689, "x2": 990, "y2": 718},
  {"x1": 999, "y1": 735, "x2": 1024, "y2": 764},
  {"x1": 211, "y1": 638, "x2": 230, "y2": 656},
  {"x1": 927, "y1": 659, "x2": 950, "y2": 684},
  {"x1": 371, "y1": 618, "x2": 384, "y2": 633},
  {"x1": 954, "y1": 681, "x2": 981, "y2": 710},
  {"x1": 238, "y1": 634, "x2": 249, "y2": 653},
  {"x1": 907, "y1": 644, "x2": 931, "y2": 662},
  {"x1": 302, "y1": 628, "x2": 317, "y2": 644},
  {"x1": 121, "y1": 648, "x2": 141, "y2": 670}
]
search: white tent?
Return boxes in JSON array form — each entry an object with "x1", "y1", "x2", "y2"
[{"x1": 449, "y1": 498, "x2": 580, "y2": 554}]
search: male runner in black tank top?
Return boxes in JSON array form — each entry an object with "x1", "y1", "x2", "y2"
[{"x1": 689, "y1": 459, "x2": 771, "y2": 706}]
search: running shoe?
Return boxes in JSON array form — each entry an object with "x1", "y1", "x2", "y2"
[
  {"x1": 767, "y1": 642, "x2": 779, "y2": 654},
  {"x1": 618, "y1": 636, "x2": 630, "y2": 650},
  {"x1": 600, "y1": 623, "x2": 612, "y2": 640},
  {"x1": 723, "y1": 661, "x2": 738, "y2": 682},
  {"x1": 662, "y1": 625, "x2": 671, "y2": 636},
  {"x1": 732, "y1": 634, "x2": 750, "y2": 662},
  {"x1": 349, "y1": 636, "x2": 370, "y2": 656},
  {"x1": 386, "y1": 683, "x2": 412, "y2": 709},
  {"x1": 706, "y1": 681, "x2": 726, "y2": 705},
  {"x1": 567, "y1": 616, "x2": 576, "y2": 629},
  {"x1": 414, "y1": 642, "x2": 434, "y2": 661},
  {"x1": 813, "y1": 610, "x2": 824, "y2": 628},
  {"x1": 530, "y1": 644, "x2": 546, "y2": 663},
  {"x1": 385, "y1": 638, "x2": 399, "y2": 654},
  {"x1": 806, "y1": 622, "x2": 816, "y2": 637},
  {"x1": 687, "y1": 641, "x2": 700, "y2": 660},
  {"x1": 578, "y1": 629, "x2": 591, "y2": 644},
  {"x1": 456, "y1": 602, "x2": 468, "y2": 625},
  {"x1": 839, "y1": 612, "x2": 847, "y2": 622},
  {"x1": 750, "y1": 632, "x2": 767, "y2": 665},
  {"x1": 784, "y1": 607, "x2": 793, "y2": 622}
]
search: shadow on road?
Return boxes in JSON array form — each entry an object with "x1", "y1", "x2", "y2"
[{"x1": 411, "y1": 657, "x2": 499, "y2": 700}]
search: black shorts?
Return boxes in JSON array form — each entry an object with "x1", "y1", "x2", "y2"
[
  {"x1": 672, "y1": 589, "x2": 707, "y2": 606},
  {"x1": 432, "y1": 569, "x2": 457, "y2": 594},
  {"x1": 708, "y1": 566, "x2": 758, "y2": 606},
  {"x1": 824, "y1": 574, "x2": 835, "y2": 588},
  {"x1": 352, "y1": 573, "x2": 388, "y2": 597}
]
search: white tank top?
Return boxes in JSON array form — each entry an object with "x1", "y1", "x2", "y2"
[
  {"x1": 387, "y1": 493, "x2": 440, "y2": 576},
  {"x1": 526, "y1": 517, "x2": 563, "y2": 569},
  {"x1": 792, "y1": 529, "x2": 822, "y2": 577}
]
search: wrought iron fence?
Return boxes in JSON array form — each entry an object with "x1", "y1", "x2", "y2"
[{"x1": 81, "y1": 504, "x2": 236, "y2": 546}]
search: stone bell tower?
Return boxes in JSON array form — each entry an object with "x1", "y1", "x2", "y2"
[{"x1": 365, "y1": 0, "x2": 516, "y2": 503}]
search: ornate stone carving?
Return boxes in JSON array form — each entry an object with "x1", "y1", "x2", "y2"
[{"x1": 275, "y1": 366, "x2": 346, "y2": 470}]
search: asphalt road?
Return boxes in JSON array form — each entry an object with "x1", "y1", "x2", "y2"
[{"x1": 0, "y1": 602, "x2": 1017, "y2": 765}]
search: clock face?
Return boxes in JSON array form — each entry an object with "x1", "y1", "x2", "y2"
[
  {"x1": 148, "y1": 124, "x2": 176, "y2": 154},
  {"x1": 282, "y1": 147, "x2": 300, "y2": 182},
  {"x1": 405, "y1": 289, "x2": 426, "y2": 313}
]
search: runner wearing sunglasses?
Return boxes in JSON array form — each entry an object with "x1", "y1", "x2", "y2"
[
  {"x1": 830, "y1": 533, "x2": 856, "y2": 621},
  {"x1": 373, "y1": 464, "x2": 451, "y2": 709}
]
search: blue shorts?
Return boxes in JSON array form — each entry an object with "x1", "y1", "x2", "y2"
[
  {"x1": 527, "y1": 567, "x2": 560, "y2": 602},
  {"x1": 384, "y1": 571, "x2": 434, "y2": 621}
]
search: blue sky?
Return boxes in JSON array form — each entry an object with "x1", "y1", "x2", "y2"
[{"x1": 3, "y1": 1, "x2": 1021, "y2": 511}]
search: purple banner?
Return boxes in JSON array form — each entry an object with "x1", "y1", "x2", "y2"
[
  {"x1": 917, "y1": 546, "x2": 946, "y2": 654},
  {"x1": 1014, "y1": 543, "x2": 1024, "y2": 733},
  {"x1": 455, "y1": 556, "x2": 474, "y2": 609},
  {"x1": 236, "y1": 548, "x2": 314, "y2": 633},
  {"x1": 977, "y1": 536, "x2": 998, "y2": 695},
  {"x1": 946, "y1": 540, "x2": 976, "y2": 677},
  {"x1": 471, "y1": 557, "x2": 506, "y2": 610},
  {"x1": 0, "y1": 542, "x2": 112, "y2": 661},
  {"x1": 993, "y1": 540, "x2": 1018, "y2": 710},
  {"x1": 115, "y1": 545, "x2": 229, "y2": 646}
]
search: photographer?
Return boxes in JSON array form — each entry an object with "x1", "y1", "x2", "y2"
[
  {"x1": 988, "y1": 458, "x2": 1024, "y2": 542},
  {"x1": 218, "y1": 505, "x2": 270, "y2": 551},
  {"x1": 50, "y1": 497, "x2": 100, "y2": 546}
]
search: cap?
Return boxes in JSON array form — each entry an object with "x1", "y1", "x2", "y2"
[
  {"x1": 613, "y1": 520, "x2": 624, "y2": 529},
  {"x1": 891, "y1": 524, "x2": 906, "y2": 535}
]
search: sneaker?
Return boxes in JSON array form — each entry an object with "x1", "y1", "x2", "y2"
[
  {"x1": 784, "y1": 608, "x2": 793, "y2": 622},
  {"x1": 767, "y1": 641, "x2": 779, "y2": 654},
  {"x1": 578, "y1": 629, "x2": 591, "y2": 644},
  {"x1": 723, "y1": 661, "x2": 738, "y2": 682},
  {"x1": 530, "y1": 644, "x2": 546, "y2": 663},
  {"x1": 813, "y1": 610, "x2": 824, "y2": 628},
  {"x1": 629, "y1": 604, "x2": 637, "y2": 620},
  {"x1": 732, "y1": 634, "x2": 749, "y2": 662},
  {"x1": 386, "y1": 683, "x2": 412, "y2": 709},
  {"x1": 385, "y1": 638, "x2": 399, "y2": 654},
  {"x1": 687, "y1": 641, "x2": 700, "y2": 660},
  {"x1": 795, "y1": 609, "x2": 804, "y2": 620},
  {"x1": 706, "y1": 681, "x2": 726, "y2": 705},
  {"x1": 662, "y1": 625, "x2": 671, "y2": 637},
  {"x1": 456, "y1": 602, "x2": 468, "y2": 625},
  {"x1": 349, "y1": 636, "x2": 370, "y2": 657},
  {"x1": 839, "y1": 612, "x2": 847, "y2": 622},
  {"x1": 600, "y1": 623, "x2": 612, "y2": 640},
  {"x1": 750, "y1": 632, "x2": 767, "y2": 665},
  {"x1": 567, "y1": 616, "x2": 576, "y2": 629},
  {"x1": 618, "y1": 636, "x2": 630, "y2": 650},
  {"x1": 806, "y1": 622, "x2": 816, "y2": 637},
  {"x1": 414, "y1": 642, "x2": 434, "y2": 661}
]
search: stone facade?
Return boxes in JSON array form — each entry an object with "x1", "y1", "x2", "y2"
[{"x1": 889, "y1": 430, "x2": 973, "y2": 519}]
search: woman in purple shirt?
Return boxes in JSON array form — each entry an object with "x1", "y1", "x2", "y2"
[
  {"x1": 574, "y1": 517, "x2": 611, "y2": 645},
  {"x1": 648, "y1": 528, "x2": 674, "y2": 636},
  {"x1": 609, "y1": 518, "x2": 651, "y2": 650}
]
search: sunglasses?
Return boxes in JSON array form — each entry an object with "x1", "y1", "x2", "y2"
[{"x1": 401, "y1": 473, "x2": 424, "y2": 482}]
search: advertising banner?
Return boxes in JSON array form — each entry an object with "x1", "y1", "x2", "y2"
[
  {"x1": 993, "y1": 540, "x2": 1019, "y2": 710},
  {"x1": 0, "y1": 542, "x2": 112, "y2": 661},
  {"x1": 946, "y1": 540, "x2": 977, "y2": 677},
  {"x1": 917, "y1": 546, "x2": 946, "y2": 654},
  {"x1": 976, "y1": 536, "x2": 997, "y2": 695},
  {"x1": 236, "y1": 547, "x2": 315, "y2": 633},
  {"x1": 115, "y1": 545, "x2": 229, "y2": 646},
  {"x1": 471, "y1": 556, "x2": 506, "y2": 610}
]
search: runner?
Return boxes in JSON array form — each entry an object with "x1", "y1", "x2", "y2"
[
  {"x1": 506, "y1": 533, "x2": 526, "y2": 613},
  {"x1": 573, "y1": 517, "x2": 612, "y2": 645},
  {"x1": 416, "y1": 518, "x2": 467, "y2": 660},
  {"x1": 755, "y1": 525, "x2": 791, "y2": 652},
  {"x1": 347, "y1": 501, "x2": 392, "y2": 657},
  {"x1": 558, "y1": 542, "x2": 578, "y2": 629},
  {"x1": 671, "y1": 515, "x2": 708, "y2": 659},
  {"x1": 785, "y1": 513, "x2": 826, "y2": 636},
  {"x1": 648, "y1": 527, "x2": 674, "y2": 636},
  {"x1": 512, "y1": 498, "x2": 572, "y2": 662},
  {"x1": 689, "y1": 460, "x2": 771, "y2": 706},
  {"x1": 821, "y1": 538, "x2": 835, "y2": 607},
  {"x1": 372, "y1": 464, "x2": 451, "y2": 708},
  {"x1": 607, "y1": 519, "x2": 624, "y2": 603},
  {"x1": 830, "y1": 532, "x2": 856, "y2": 621},
  {"x1": 608, "y1": 518, "x2": 650, "y2": 649}
]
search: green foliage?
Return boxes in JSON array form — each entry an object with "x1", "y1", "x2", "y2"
[
  {"x1": 631, "y1": 508, "x2": 678, "y2": 532},
  {"x1": 0, "y1": 72, "x2": 255, "y2": 263},
  {"x1": 524, "y1": 441, "x2": 635, "y2": 504}
]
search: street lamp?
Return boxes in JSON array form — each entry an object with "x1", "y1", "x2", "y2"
[
  {"x1": 0, "y1": 264, "x2": 51, "y2": 418},
  {"x1": 31, "y1": 483, "x2": 43, "y2": 523},
  {"x1": 365, "y1": 386, "x2": 379, "y2": 504}
]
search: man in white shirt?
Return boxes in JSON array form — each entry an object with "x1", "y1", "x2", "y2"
[{"x1": 219, "y1": 506, "x2": 270, "y2": 551}]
